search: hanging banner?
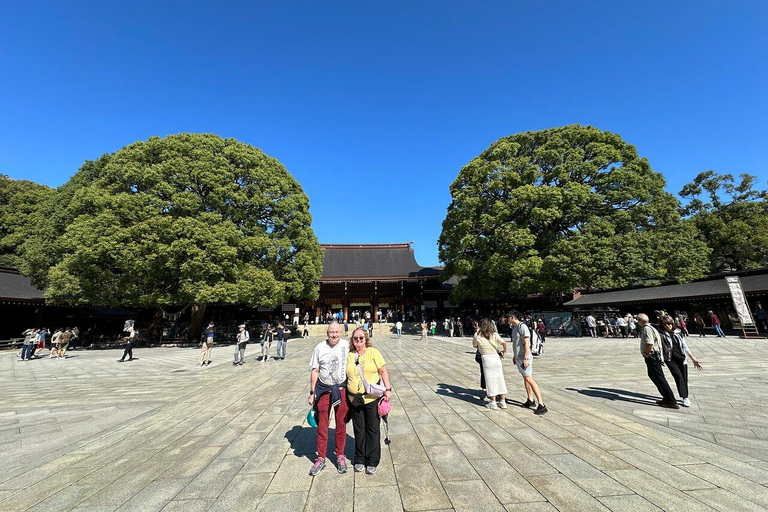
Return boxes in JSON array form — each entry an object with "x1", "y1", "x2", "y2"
[
  {"x1": 282, "y1": 303, "x2": 296, "y2": 312},
  {"x1": 726, "y1": 276, "x2": 754, "y2": 326}
]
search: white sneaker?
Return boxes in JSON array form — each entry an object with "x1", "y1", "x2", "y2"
[
  {"x1": 682, "y1": 398, "x2": 691, "y2": 407},
  {"x1": 499, "y1": 401, "x2": 508, "y2": 409},
  {"x1": 486, "y1": 401, "x2": 498, "y2": 410}
]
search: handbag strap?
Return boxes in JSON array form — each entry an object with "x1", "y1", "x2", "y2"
[{"x1": 356, "y1": 355, "x2": 372, "y2": 394}]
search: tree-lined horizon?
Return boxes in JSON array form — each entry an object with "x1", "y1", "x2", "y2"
[
  {"x1": 2, "y1": 127, "x2": 766, "y2": 315},
  {"x1": 2, "y1": 133, "x2": 323, "y2": 340},
  {"x1": 438, "y1": 124, "x2": 767, "y2": 301}
]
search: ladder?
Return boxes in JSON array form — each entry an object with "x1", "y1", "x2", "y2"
[{"x1": 741, "y1": 325, "x2": 764, "y2": 339}]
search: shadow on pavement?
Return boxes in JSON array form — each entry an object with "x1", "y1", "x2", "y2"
[
  {"x1": 285, "y1": 426, "x2": 355, "y2": 463},
  {"x1": 566, "y1": 386, "x2": 658, "y2": 406},
  {"x1": 436, "y1": 383, "x2": 482, "y2": 405}
]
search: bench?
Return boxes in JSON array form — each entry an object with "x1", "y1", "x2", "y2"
[{"x1": 0, "y1": 338, "x2": 24, "y2": 351}]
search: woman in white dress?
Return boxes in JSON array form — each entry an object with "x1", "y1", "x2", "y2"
[{"x1": 472, "y1": 318, "x2": 508, "y2": 410}]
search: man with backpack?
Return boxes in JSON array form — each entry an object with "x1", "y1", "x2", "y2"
[
  {"x1": 233, "y1": 324, "x2": 249, "y2": 366},
  {"x1": 508, "y1": 312, "x2": 547, "y2": 415},
  {"x1": 637, "y1": 313, "x2": 678, "y2": 409},
  {"x1": 198, "y1": 322, "x2": 215, "y2": 367}
]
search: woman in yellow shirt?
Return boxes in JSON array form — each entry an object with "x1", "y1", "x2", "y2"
[{"x1": 346, "y1": 327, "x2": 393, "y2": 474}]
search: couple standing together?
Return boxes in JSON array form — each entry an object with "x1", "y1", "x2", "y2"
[
  {"x1": 474, "y1": 313, "x2": 548, "y2": 414},
  {"x1": 308, "y1": 322, "x2": 393, "y2": 476}
]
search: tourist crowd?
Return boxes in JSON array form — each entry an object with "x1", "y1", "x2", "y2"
[{"x1": 18, "y1": 326, "x2": 79, "y2": 361}]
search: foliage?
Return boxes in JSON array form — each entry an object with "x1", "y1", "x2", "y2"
[
  {"x1": 20, "y1": 134, "x2": 323, "y2": 309},
  {"x1": 680, "y1": 171, "x2": 768, "y2": 273},
  {"x1": 0, "y1": 174, "x2": 53, "y2": 267},
  {"x1": 438, "y1": 124, "x2": 709, "y2": 299}
]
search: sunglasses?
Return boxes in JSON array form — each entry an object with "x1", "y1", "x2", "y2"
[{"x1": 352, "y1": 336, "x2": 366, "y2": 341}]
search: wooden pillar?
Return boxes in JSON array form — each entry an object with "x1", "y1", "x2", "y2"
[
  {"x1": 372, "y1": 281, "x2": 378, "y2": 323},
  {"x1": 343, "y1": 282, "x2": 349, "y2": 321}
]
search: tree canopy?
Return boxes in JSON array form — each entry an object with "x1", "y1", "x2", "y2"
[
  {"x1": 20, "y1": 133, "x2": 323, "y2": 311},
  {"x1": 438, "y1": 124, "x2": 709, "y2": 300},
  {"x1": 680, "y1": 170, "x2": 768, "y2": 273},
  {"x1": 0, "y1": 174, "x2": 53, "y2": 267}
]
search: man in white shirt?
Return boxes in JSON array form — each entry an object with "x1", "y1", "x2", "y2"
[
  {"x1": 586, "y1": 315, "x2": 597, "y2": 338},
  {"x1": 308, "y1": 322, "x2": 349, "y2": 476}
]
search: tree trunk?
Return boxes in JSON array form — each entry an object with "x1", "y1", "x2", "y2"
[
  {"x1": 188, "y1": 303, "x2": 207, "y2": 342},
  {"x1": 146, "y1": 307, "x2": 164, "y2": 342}
]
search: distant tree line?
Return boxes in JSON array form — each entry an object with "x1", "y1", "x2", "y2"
[
  {"x1": 438, "y1": 124, "x2": 768, "y2": 300},
  {"x1": 1, "y1": 127, "x2": 766, "y2": 328},
  {"x1": 0, "y1": 133, "x2": 323, "y2": 341}
]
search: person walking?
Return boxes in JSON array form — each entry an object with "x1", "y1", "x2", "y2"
[
  {"x1": 616, "y1": 315, "x2": 628, "y2": 338},
  {"x1": 346, "y1": 327, "x2": 392, "y2": 474},
  {"x1": 303, "y1": 319, "x2": 310, "y2": 338},
  {"x1": 509, "y1": 312, "x2": 547, "y2": 414},
  {"x1": 395, "y1": 320, "x2": 402, "y2": 339},
  {"x1": 260, "y1": 323, "x2": 273, "y2": 362},
  {"x1": 34, "y1": 328, "x2": 49, "y2": 357},
  {"x1": 20, "y1": 329, "x2": 37, "y2": 361},
  {"x1": 117, "y1": 327, "x2": 134, "y2": 362},
  {"x1": 694, "y1": 313, "x2": 706, "y2": 337},
  {"x1": 275, "y1": 323, "x2": 287, "y2": 360},
  {"x1": 674, "y1": 311, "x2": 690, "y2": 337},
  {"x1": 420, "y1": 320, "x2": 428, "y2": 341},
  {"x1": 198, "y1": 321, "x2": 215, "y2": 367},
  {"x1": 58, "y1": 328, "x2": 72, "y2": 359},
  {"x1": 473, "y1": 318, "x2": 508, "y2": 410},
  {"x1": 308, "y1": 322, "x2": 350, "y2": 476},
  {"x1": 637, "y1": 313, "x2": 678, "y2": 408},
  {"x1": 233, "y1": 324, "x2": 249, "y2": 365},
  {"x1": 659, "y1": 314, "x2": 703, "y2": 407},
  {"x1": 708, "y1": 310, "x2": 725, "y2": 337},
  {"x1": 755, "y1": 302, "x2": 768, "y2": 331},
  {"x1": 49, "y1": 328, "x2": 62, "y2": 358}
]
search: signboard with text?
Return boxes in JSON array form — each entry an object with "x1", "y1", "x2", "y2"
[{"x1": 726, "y1": 276, "x2": 754, "y2": 326}]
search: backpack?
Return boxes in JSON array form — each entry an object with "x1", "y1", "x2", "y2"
[{"x1": 530, "y1": 328, "x2": 543, "y2": 356}]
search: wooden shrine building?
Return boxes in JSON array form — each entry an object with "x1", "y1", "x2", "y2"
[{"x1": 301, "y1": 243, "x2": 449, "y2": 322}]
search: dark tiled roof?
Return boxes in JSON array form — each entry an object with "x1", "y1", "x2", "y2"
[
  {"x1": 564, "y1": 273, "x2": 768, "y2": 307},
  {"x1": 320, "y1": 243, "x2": 441, "y2": 281},
  {"x1": 0, "y1": 267, "x2": 45, "y2": 302}
]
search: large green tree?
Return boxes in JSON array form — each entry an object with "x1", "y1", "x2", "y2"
[
  {"x1": 438, "y1": 124, "x2": 709, "y2": 300},
  {"x1": 680, "y1": 170, "x2": 768, "y2": 273},
  {"x1": 20, "y1": 133, "x2": 323, "y2": 338},
  {"x1": 0, "y1": 174, "x2": 53, "y2": 267}
]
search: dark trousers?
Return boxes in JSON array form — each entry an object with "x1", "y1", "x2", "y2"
[
  {"x1": 21, "y1": 344, "x2": 34, "y2": 360},
  {"x1": 120, "y1": 342, "x2": 133, "y2": 361},
  {"x1": 644, "y1": 357, "x2": 675, "y2": 402},
  {"x1": 349, "y1": 398, "x2": 381, "y2": 467},
  {"x1": 475, "y1": 351, "x2": 486, "y2": 390},
  {"x1": 665, "y1": 356, "x2": 688, "y2": 399}
]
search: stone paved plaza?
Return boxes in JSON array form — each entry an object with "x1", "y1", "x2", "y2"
[{"x1": 1, "y1": 331, "x2": 768, "y2": 511}]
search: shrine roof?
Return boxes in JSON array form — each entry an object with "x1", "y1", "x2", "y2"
[
  {"x1": 0, "y1": 267, "x2": 45, "y2": 302},
  {"x1": 319, "y1": 243, "x2": 442, "y2": 282}
]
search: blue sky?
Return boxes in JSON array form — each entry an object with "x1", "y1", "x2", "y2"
[{"x1": 1, "y1": 1, "x2": 766, "y2": 267}]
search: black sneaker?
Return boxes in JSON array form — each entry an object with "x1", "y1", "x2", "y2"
[
  {"x1": 534, "y1": 404, "x2": 548, "y2": 415},
  {"x1": 522, "y1": 399, "x2": 536, "y2": 408}
]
